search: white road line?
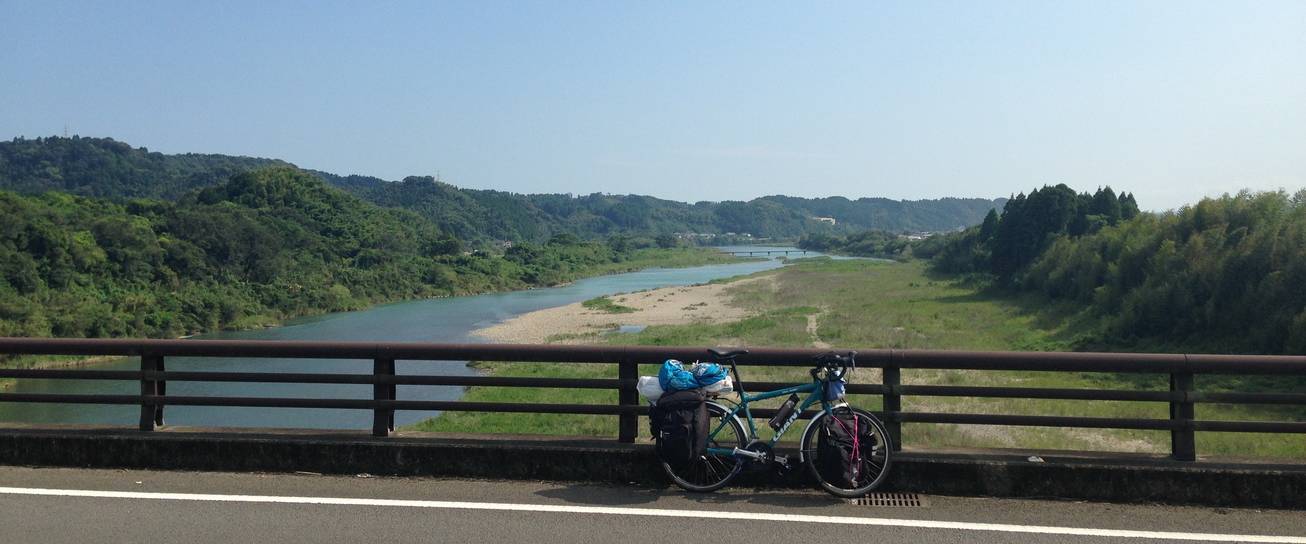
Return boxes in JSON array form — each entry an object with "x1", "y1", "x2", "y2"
[{"x1": 0, "y1": 486, "x2": 1301, "y2": 543}]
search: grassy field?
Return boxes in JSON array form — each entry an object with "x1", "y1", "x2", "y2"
[
  {"x1": 581, "y1": 296, "x2": 637, "y2": 314},
  {"x1": 412, "y1": 258, "x2": 1304, "y2": 459}
]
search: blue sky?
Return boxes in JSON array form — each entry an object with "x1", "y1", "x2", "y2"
[{"x1": 2, "y1": 1, "x2": 1303, "y2": 210}]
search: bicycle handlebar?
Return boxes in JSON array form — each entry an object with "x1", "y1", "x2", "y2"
[
  {"x1": 810, "y1": 351, "x2": 856, "y2": 381},
  {"x1": 706, "y1": 348, "x2": 855, "y2": 384}
]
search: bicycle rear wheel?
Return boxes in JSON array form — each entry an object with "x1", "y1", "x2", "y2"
[
  {"x1": 661, "y1": 401, "x2": 747, "y2": 492},
  {"x1": 800, "y1": 406, "x2": 892, "y2": 498}
]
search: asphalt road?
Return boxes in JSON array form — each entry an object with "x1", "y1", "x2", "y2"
[{"x1": 0, "y1": 466, "x2": 1302, "y2": 543}]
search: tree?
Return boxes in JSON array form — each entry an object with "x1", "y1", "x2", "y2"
[
  {"x1": 978, "y1": 209, "x2": 999, "y2": 241},
  {"x1": 1091, "y1": 186, "x2": 1122, "y2": 224}
]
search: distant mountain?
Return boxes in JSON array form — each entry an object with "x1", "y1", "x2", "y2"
[
  {"x1": 0, "y1": 136, "x2": 1005, "y2": 242},
  {"x1": 0, "y1": 136, "x2": 291, "y2": 199},
  {"x1": 0, "y1": 167, "x2": 680, "y2": 338}
]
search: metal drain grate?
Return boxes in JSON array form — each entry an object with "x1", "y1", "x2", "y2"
[{"x1": 847, "y1": 492, "x2": 928, "y2": 507}]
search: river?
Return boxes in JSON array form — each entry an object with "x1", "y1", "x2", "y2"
[{"x1": 0, "y1": 246, "x2": 823, "y2": 429}]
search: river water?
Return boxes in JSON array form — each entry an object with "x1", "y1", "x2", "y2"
[{"x1": 0, "y1": 246, "x2": 820, "y2": 429}]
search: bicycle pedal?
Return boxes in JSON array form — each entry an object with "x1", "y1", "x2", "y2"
[{"x1": 773, "y1": 455, "x2": 792, "y2": 471}]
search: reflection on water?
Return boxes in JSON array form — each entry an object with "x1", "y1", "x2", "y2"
[{"x1": 0, "y1": 246, "x2": 820, "y2": 429}]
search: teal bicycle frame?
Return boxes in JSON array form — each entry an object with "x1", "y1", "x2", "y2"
[{"x1": 702, "y1": 378, "x2": 835, "y2": 458}]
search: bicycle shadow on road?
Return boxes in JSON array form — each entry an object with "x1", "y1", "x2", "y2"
[
  {"x1": 671, "y1": 487, "x2": 845, "y2": 509},
  {"x1": 534, "y1": 483, "x2": 843, "y2": 509},
  {"x1": 535, "y1": 483, "x2": 662, "y2": 506}
]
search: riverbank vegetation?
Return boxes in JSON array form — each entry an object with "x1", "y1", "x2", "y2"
[
  {"x1": 580, "y1": 296, "x2": 637, "y2": 314},
  {"x1": 805, "y1": 184, "x2": 1306, "y2": 356},
  {"x1": 420, "y1": 182, "x2": 1306, "y2": 458},
  {"x1": 928, "y1": 186, "x2": 1306, "y2": 356},
  {"x1": 417, "y1": 258, "x2": 1302, "y2": 458},
  {"x1": 0, "y1": 167, "x2": 738, "y2": 341}
]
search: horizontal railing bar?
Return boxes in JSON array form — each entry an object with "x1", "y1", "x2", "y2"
[
  {"x1": 154, "y1": 372, "x2": 624, "y2": 389},
  {"x1": 0, "y1": 393, "x2": 145, "y2": 405},
  {"x1": 896, "y1": 350, "x2": 1306, "y2": 374},
  {"x1": 2, "y1": 392, "x2": 1302, "y2": 434},
  {"x1": 0, "y1": 369, "x2": 882, "y2": 395},
  {"x1": 1185, "y1": 354, "x2": 1306, "y2": 374},
  {"x1": 896, "y1": 385, "x2": 1175, "y2": 402},
  {"x1": 0, "y1": 369, "x2": 626, "y2": 389},
  {"x1": 1191, "y1": 420, "x2": 1306, "y2": 433},
  {"x1": 7, "y1": 367, "x2": 1299, "y2": 405},
  {"x1": 896, "y1": 350, "x2": 1186, "y2": 373},
  {"x1": 1191, "y1": 391, "x2": 1306, "y2": 405},
  {"x1": 0, "y1": 338, "x2": 835, "y2": 366},
  {"x1": 0, "y1": 393, "x2": 649, "y2": 414},
  {"x1": 0, "y1": 369, "x2": 144, "y2": 380},
  {"x1": 739, "y1": 382, "x2": 884, "y2": 394},
  {"x1": 898, "y1": 413, "x2": 1306, "y2": 433},
  {"x1": 896, "y1": 412, "x2": 1177, "y2": 430},
  {"x1": 5, "y1": 338, "x2": 1306, "y2": 373}
]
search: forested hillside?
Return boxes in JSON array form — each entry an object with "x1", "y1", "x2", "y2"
[
  {"x1": 925, "y1": 185, "x2": 1141, "y2": 277},
  {"x1": 2, "y1": 136, "x2": 1004, "y2": 242},
  {"x1": 0, "y1": 136, "x2": 291, "y2": 199},
  {"x1": 0, "y1": 167, "x2": 721, "y2": 339},
  {"x1": 315, "y1": 171, "x2": 1003, "y2": 241},
  {"x1": 1021, "y1": 191, "x2": 1306, "y2": 353},
  {"x1": 921, "y1": 184, "x2": 1306, "y2": 354}
]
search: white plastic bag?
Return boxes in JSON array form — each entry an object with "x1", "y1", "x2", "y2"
[
  {"x1": 703, "y1": 376, "x2": 733, "y2": 395},
  {"x1": 637, "y1": 375, "x2": 665, "y2": 402}
]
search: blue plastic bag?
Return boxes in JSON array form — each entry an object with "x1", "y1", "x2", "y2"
[
  {"x1": 691, "y1": 362, "x2": 727, "y2": 387},
  {"x1": 658, "y1": 360, "x2": 699, "y2": 392}
]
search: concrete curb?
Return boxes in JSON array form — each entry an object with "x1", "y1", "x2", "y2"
[{"x1": 0, "y1": 425, "x2": 1301, "y2": 509}]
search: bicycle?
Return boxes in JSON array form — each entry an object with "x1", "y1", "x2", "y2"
[{"x1": 659, "y1": 348, "x2": 893, "y2": 498}]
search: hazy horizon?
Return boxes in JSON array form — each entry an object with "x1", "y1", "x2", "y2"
[{"x1": 3, "y1": 1, "x2": 1303, "y2": 211}]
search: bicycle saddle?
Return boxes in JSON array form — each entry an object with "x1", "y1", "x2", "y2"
[{"x1": 708, "y1": 348, "x2": 749, "y2": 359}]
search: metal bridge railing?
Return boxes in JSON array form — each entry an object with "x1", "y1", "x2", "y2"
[{"x1": 1, "y1": 337, "x2": 1305, "y2": 462}]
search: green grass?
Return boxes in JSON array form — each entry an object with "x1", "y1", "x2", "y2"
[
  {"x1": 410, "y1": 259, "x2": 1305, "y2": 459},
  {"x1": 581, "y1": 296, "x2": 637, "y2": 314}
]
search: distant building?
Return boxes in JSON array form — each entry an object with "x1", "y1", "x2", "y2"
[
  {"x1": 813, "y1": 217, "x2": 837, "y2": 225},
  {"x1": 899, "y1": 232, "x2": 937, "y2": 241}
]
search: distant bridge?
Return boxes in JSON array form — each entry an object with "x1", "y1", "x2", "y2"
[{"x1": 721, "y1": 249, "x2": 810, "y2": 256}]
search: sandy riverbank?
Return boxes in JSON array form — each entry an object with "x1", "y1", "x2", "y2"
[{"x1": 473, "y1": 276, "x2": 772, "y2": 344}]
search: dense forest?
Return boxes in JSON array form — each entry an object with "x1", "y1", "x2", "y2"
[
  {"x1": 926, "y1": 185, "x2": 1141, "y2": 277},
  {"x1": 2, "y1": 137, "x2": 1004, "y2": 243},
  {"x1": 0, "y1": 167, "x2": 714, "y2": 339},
  {"x1": 0, "y1": 136, "x2": 290, "y2": 199},
  {"x1": 1020, "y1": 190, "x2": 1306, "y2": 354},
  {"x1": 917, "y1": 185, "x2": 1306, "y2": 354}
]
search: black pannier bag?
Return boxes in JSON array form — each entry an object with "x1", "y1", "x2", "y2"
[
  {"x1": 816, "y1": 410, "x2": 877, "y2": 487},
  {"x1": 649, "y1": 388, "x2": 708, "y2": 467}
]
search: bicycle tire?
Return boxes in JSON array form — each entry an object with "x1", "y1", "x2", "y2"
[
  {"x1": 799, "y1": 405, "x2": 892, "y2": 498},
  {"x1": 661, "y1": 401, "x2": 747, "y2": 493}
]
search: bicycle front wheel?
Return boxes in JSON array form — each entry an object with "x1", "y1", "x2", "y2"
[
  {"x1": 800, "y1": 405, "x2": 892, "y2": 498},
  {"x1": 661, "y1": 401, "x2": 747, "y2": 493}
]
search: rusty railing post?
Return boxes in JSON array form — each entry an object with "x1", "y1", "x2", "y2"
[
  {"x1": 618, "y1": 361, "x2": 638, "y2": 443},
  {"x1": 139, "y1": 353, "x2": 163, "y2": 431},
  {"x1": 155, "y1": 355, "x2": 166, "y2": 426},
  {"x1": 1169, "y1": 356, "x2": 1196, "y2": 461},
  {"x1": 883, "y1": 351, "x2": 902, "y2": 451},
  {"x1": 373, "y1": 358, "x2": 395, "y2": 437}
]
